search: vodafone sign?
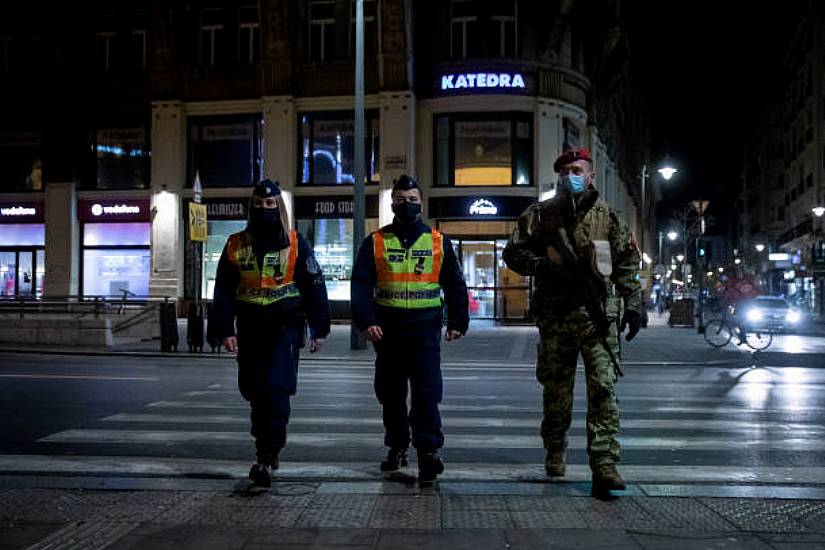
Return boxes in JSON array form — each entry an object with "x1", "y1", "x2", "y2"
[{"x1": 78, "y1": 199, "x2": 150, "y2": 222}]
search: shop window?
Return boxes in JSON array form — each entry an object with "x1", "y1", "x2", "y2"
[
  {"x1": 0, "y1": 132, "x2": 41, "y2": 192},
  {"x1": 299, "y1": 111, "x2": 380, "y2": 186},
  {"x1": 434, "y1": 113, "x2": 532, "y2": 187},
  {"x1": 0, "y1": 224, "x2": 45, "y2": 246},
  {"x1": 200, "y1": 7, "x2": 224, "y2": 66},
  {"x1": 238, "y1": 5, "x2": 260, "y2": 64},
  {"x1": 202, "y1": 219, "x2": 247, "y2": 299},
  {"x1": 82, "y1": 222, "x2": 151, "y2": 297},
  {"x1": 188, "y1": 114, "x2": 263, "y2": 188},
  {"x1": 296, "y1": 217, "x2": 379, "y2": 301},
  {"x1": 96, "y1": 127, "x2": 149, "y2": 189},
  {"x1": 308, "y1": 1, "x2": 336, "y2": 62}
]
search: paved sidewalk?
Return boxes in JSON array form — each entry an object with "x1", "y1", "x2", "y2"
[{"x1": 2, "y1": 479, "x2": 824, "y2": 549}]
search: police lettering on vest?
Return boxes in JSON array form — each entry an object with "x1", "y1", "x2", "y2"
[
  {"x1": 227, "y1": 230, "x2": 301, "y2": 306},
  {"x1": 373, "y1": 229, "x2": 444, "y2": 309}
]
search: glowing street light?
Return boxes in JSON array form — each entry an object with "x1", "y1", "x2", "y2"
[
  {"x1": 813, "y1": 206, "x2": 825, "y2": 217},
  {"x1": 676, "y1": 254, "x2": 685, "y2": 262},
  {"x1": 755, "y1": 243, "x2": 766, "y2": 252},
  {"x1": 658, "y1": 166, "x2": 678, "y2": 180},
  {"x1": 667, "y1": 230, "x2": 678, "y2": 241}
]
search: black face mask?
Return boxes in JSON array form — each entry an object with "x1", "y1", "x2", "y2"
[
  {"x1": 249, "y1": 207, "x2": 281, "y2": 234},
  {"x1": 392, "y1": 201, "x2": 422, "y2": 225}
]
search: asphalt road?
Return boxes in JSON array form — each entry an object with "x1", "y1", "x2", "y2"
[{"x1": 1, "y1": 327, "x2": 824, "y2": 486}]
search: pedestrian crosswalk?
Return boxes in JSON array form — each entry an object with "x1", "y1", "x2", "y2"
[{"x1": 11, "y1": 359, "x2": 825, "y2": 486}]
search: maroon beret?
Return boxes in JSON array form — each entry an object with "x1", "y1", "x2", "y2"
[{"x1": 553, "y1": 147, "x2": 592, "y2": 172}]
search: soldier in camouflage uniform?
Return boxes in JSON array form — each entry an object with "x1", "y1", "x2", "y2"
[{"x1": 502, "y1": 147, "x2": 642, "y2": 498}]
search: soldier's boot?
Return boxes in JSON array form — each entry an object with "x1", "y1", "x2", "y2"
[
  {"x1": 591, "y1": 464, "x2": 626, "y2": 497},
  {"x1": 417, "y1": 451, "x2": 444, "y2": 484},
  {"x1": 380, "y1": 447, "x2": 409, "y2": 472},
  {"x1": 544, "y1": 449, "x2": 566, "y2": 477}
]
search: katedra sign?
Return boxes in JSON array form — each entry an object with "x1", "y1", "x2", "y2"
[{"x1": 441, "y1": 72, "x2": 526, "y2": 91}]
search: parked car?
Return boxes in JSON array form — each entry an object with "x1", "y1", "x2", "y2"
[{"x1": 736, "y1": 295, "x2": 802, "y2": 333}]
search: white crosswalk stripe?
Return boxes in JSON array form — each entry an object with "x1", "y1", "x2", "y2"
[{"x1": 8, "y1": 359, "x2": 825, "y2": 488}]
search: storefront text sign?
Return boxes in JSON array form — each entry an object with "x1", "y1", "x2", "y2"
[
  {"x1": 441, "y1": 73, "x2": 526, "y2": 90},
  {"x1": 469, "y1": 199, "x2": 498, "y2": 216},
  {"x1": 78, "y1": 199, "x2": 150, "y2": 222},
  {"x1": 0, "y1": 202, "x2": 44, "y2": 223},
  {"x1": 295, "y1": 195, "x2": 379, "y2": 219}
]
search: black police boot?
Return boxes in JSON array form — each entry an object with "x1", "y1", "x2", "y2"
[
  {"x1": 380, "y1": 447, "x2": 409, "y2": 472},
  {"x1": 417, "y1": 451, "x2": 444, "y2": 483}
]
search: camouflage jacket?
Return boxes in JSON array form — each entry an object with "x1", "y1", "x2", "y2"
[{"x1": 502, "y1": 187, "x2": 642, "y2": 320}]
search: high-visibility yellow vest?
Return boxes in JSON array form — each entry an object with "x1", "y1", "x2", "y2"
[
  {"x1": 373, "y1": 229, "x2": 443, "y2": 309},
  {"x1": 227, "y1": 230, "x2": 301, "y2": 306}
]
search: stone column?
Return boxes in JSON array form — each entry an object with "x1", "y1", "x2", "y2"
[
  {"x1": 262, "y1": 95, "x2": 297, "y2": 228},
  {"x1": 378, "y1": 91, "x2": 416, "y2": 226},
  {"x1": 43, "y1": 182, "x2": 79, "y2": 297},
  {"x1": 149, "y1": 101, "x2": 186, "y2": 300},
  {"x1": 535, "y1": 100, "x2": 563, "y2": 201}
]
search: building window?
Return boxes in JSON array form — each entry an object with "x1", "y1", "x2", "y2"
[
  {"x1": 451, "y1": 0, "x2": 478, "y2": 59},
  {"x1": 434, "y1": 113, "x2": 532, "y2": 187},
  {"x1": 0, "y1": 37, "x2": 10, "y2": 71},
  {"x1": 96, "y1": 15, "x2": 117, "y2": 71},
  {"x1": 490, "y1": 0, "x2": 516, "y2": 57},
  {"x1": 349, "y1": 0, "x2": 377, "y2": 59},
  {"x1": 188, "y1": 114, "x2": 263, "y2": 188},
  {"x1": 131, "y1": 29, "x2": 146, "y2": 69},
  {"x1": 238, "y1": 5, "x2": 260, "y2": 64},
  {"x1": 95, "y1": 127, "x2": 149, "y2": 190},
  {"x1": 299, "y1": 111, "x2": 380, "y2": 186},
  {"x1": 308, "y1": 1, "x2": 336, "y2": 62},
  {"x1": 0, "y1": 131, "x2": 41, "y2": 192},
  {"x1": 200, "y1": 7, "x2": 224, "y2": 66}
]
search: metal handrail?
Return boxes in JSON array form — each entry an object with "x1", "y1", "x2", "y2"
[{"x1": 0, "y1": 295, "x2": 172, "y2": 319}]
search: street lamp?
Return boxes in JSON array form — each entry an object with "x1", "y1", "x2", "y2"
[
  {"x1": 667, "y1": 230, "x2": 678, "y2": 241},
  {"x1": 640, "y1": 161, "x2": 678, "y2": 265},
  {"x1": 813, "y1": 206, "x2": 825, "y2": 217},
  {"x1": 755, "y1": 243, "x2": 766, "y2": 252},
  {"x1": 676, "y1": 254, "x2": 685, "y2": 262},
  {"x1": 658, "y1": 166, "x2": 678, "y2": 180}
]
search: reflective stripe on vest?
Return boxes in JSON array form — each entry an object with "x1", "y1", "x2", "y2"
[
  {"x1": 227, "y1": 230, "x2": 300, "y2": 306},
  {"x1": 373, "y1": 229, "x2": 443, "y2": 309}
]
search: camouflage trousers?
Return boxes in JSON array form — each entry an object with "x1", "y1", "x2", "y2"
[{"x1": 536, "y1": 306, "x2": 620, "y2": 468}]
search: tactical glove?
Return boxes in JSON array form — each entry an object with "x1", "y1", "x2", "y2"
[{"x1": 619, "y1": 309, "x2": 642, "y2": 342}]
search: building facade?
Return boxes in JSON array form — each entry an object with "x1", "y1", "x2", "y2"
[
  {"x1": 0, "y1": 0, "x2": 649, "y2": 321},
  {"x1": 741, "y1": 1, "x2": 825, "y2": 314}
]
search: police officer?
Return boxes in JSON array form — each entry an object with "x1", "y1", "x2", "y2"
[
  {"x1": 213, "y1": 179, "x2": 330, "y2": 488},
  {"x1": 502, "y1": 147, "x2": 642, "y2": 498},
  {"x1": 351, "y1": 175, "x2": 469, "y2": 484}
]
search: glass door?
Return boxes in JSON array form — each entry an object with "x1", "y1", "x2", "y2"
[
  {"x1": 0, "y1": 252, "x2": 16, "y2": 297},
  {"x1": 460, "y1": 240, "x2": 496, "y2": 319},
  {"x1": 496, "y1": 239, "x2": 530, "y2": 319},
  {"x1": 17, "y1": 251, "x2": 33, "y2": 297}
]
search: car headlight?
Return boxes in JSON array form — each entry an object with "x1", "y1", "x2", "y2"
[
  {"x1": 786, "y1": 310, "x2": 801, "y2": 323},
  {"x1": 746, "y1": 309, "x2": 763, "y2": 322}
]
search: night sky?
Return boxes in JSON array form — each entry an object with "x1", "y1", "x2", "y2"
[{"x1": 624, "y1": 1, "x2": 807, "y2": 233}]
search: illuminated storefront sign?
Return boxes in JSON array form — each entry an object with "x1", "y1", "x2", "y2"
[
  {"x1": 440, "y1": 72, "x2": 526, "y2": 90},
  {"x1": 469, "y1": 199, "x2": 499, "y2": 216},
  {"x1": 0, "y1": 206, "x2": 37, "y2": 217},
  {"x1": 91, "y1": 203, "x2": 141, "y2": 216},
  {"x1": 78, "y1": 199, "x2": 150, "y2": 222}
]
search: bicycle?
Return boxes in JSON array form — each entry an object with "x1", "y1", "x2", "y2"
[{"x1": 703, "y1": 306, "x2": 772, "y2": 351}]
